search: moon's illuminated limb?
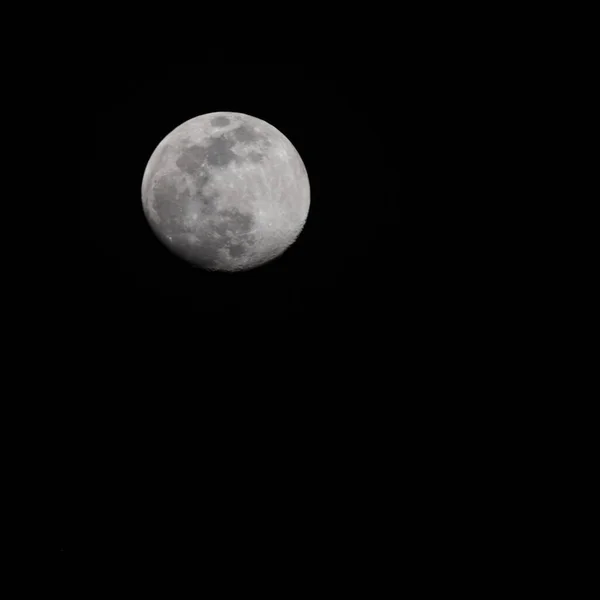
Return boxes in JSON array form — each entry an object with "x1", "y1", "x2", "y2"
[{"x1": 141, "y1": 111, "x2": 310, "y2": 271}]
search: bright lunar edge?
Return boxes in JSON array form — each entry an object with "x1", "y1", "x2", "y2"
[{"x1": 141, "y1": 111, "x2": 311, "y2": 271}]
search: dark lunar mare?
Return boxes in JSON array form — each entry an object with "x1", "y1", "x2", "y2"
[
  {"x1": 175, "y1": 146, "x2": 207, "y2": 175},
  {"x1": 228, "y1": 243, "x2": 246, "y2": 258},
  {"x1": 193, "y1": 189, "x2": 218, "y2": 213},
  {"x1": 213, "y1": 208, "x2": 253, "y2": 236},
  {"x1": 205, "y1": 135, "x2": 238, "y2": 167},
  {"x1": 164, "y1": 133, "x2": 241, "y2": 222},
  {"x1": 232, "y1": 124, "x2": 263, "y2": 143},
  {"x1": 205, "y1": 207, "x2": 257, "y2": 264},
  {"x1": 211, "y1": 116, "x2": 230, "y2": 127},
  {"x1": 152, "y1": 180, "x2": 256, "y2": 267},
  {"x1": 151, "y1": 127, "x2": 265, "y2": 268},
  {"x1": 247, "y1": 150, "x2": 264, "y2": 163}
]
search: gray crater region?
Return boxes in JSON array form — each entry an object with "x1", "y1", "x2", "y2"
[{"x1": 141, "y1": 111, "x2": 310, "y2": 271}]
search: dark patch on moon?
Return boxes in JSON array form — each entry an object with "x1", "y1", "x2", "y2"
[
  {"x1": 216, "y1": 208, "x2": 254, "y2": 235},
  {"x1": 232, "y1": 124, "x2": 263, "y2": 144},
  {"x1": 193, "y1": 188, "x2": 218, "y2": 213},
  {"x1": 151, "y1": 124, "x2": 271, "y2": 268},
  {"x1": 247, "y1": 150, "x2": 264, "y2": 163},
  {"x1": 173, "y1": 132, "x2": 241, "y2": 225},
  {"x1": 176, "y1": 144, "x2": 208, "y2": 175},
  {"x1": 193, "y1": 238, "x2": 223, "y2": 269},
  {"x1": 228, "y1": 243, "x2": 247, "y2": 258},
  {"x1": 164, "y1": 205, "x2": 258, "y2": 268},
  {"x1": 212, "y1": 220, "x2": 230, "y2": 237},
  {"x1": 196, "y1": 171, "x2": 210, "y2": 189},
  {"x1": 204, "y1": 135, "x2": 237, "y2": 167},
  {"x1": 195, "y1": 207, "x2": 256, "y2": 263},
  {"x1": 211, "y1": 116, "x2": 230, "y2": 127},
  {"x1": 176, "y1": 133, "x2": 238, "y2": 175}
]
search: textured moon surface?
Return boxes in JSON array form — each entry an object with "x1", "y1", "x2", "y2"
[{"x1": 141, "y1": 112, "x2": 310, "y2": 271}]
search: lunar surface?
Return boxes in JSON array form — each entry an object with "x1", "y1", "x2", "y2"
[{"x1": 141, "y1": 111, "x2": 310, "y2": 271}]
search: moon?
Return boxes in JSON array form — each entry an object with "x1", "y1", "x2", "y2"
[{"x1": 141, "y1": 111, "x2": 310, "y2": 271}]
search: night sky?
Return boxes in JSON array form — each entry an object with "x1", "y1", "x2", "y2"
[
  {"x1": 63, "y1": 53, "x2": 491, "y2": 552},
  {"x1": 68, "y1": 61, "x2": 416, "y2": 551},
  {"x1": 79, "y1": 63, "x2": 396, "y2": 337}
]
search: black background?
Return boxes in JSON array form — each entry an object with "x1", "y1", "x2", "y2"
[
  {"x1": 71, "y1": 61, "x2": 471, "y2": 423},
  {"x1": 78, "y1": 63, "x2": 396, "y2": 339},
  {"x1": 53, "y1": 21, "x2": 537, "y2": 552},
  {"x1": 69, "y1": 62, "x2": 402, "y2": 549},
  {"x1": 65, "y1": 54, "x2": 509, "y2": 551},
  {"x1": 68, "y1": 60, "x2": 485, "y2": 551}
]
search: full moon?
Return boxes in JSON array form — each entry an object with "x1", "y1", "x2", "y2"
[{"x1": 141, "y1": 111, "x2": 310, "y2": 271}]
